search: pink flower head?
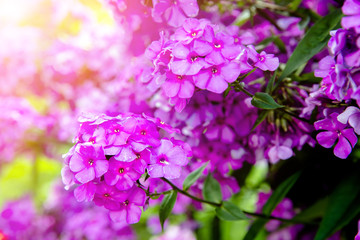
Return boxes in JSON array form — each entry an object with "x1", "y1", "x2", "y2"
[
  {"x1": 173, "y1": 18, "x2": 210, "y2": 44},
  {"x1": 148, "y1": 139, "x2": 189, "y2": 179},
  {"x1": 193, "y1": 62, "x2": 241, "y2": 94},
  {"x1": 68, "y1": 143, "x2": 109, "y2": 184},
  {"x1": 315, "y1": 112, "x2": 358, "y2": 159},
  {"x1": 104, "y1": 157, "x2": 142, "y2": 190},
  {"x1": 152, "y1": 0, "x2": 199, "y2": 27},
  {"x1": 246, "y1": 45, "x2": 279, "y2": 71},
  {"x1": 109, "y1": 186, "x2": 146, "y2": 224},
  {"x1": 93, "y1": 183, "x2": 125, "y2": 211}
]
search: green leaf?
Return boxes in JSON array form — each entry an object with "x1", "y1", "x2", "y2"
[
  {"x1": 243, "y1": 171, "x2": 301, "y2": 240},
  {"x1": 251, "y1": 110, "x2": 269, "y2": 131},
  {"x1": 183, "y1": 163, "x2": 207, "y2": 191},
  {"x1": 314, "y1": 173, "x2": 360, "y2": 240},
  {"x1": 277, "y1": 9, "x2": 343, "y2": 84},
  {"x1": 251, "y1": 92, "x2": 284, "y2": 110},
  {"x1": 159, "y1": 191, "x2": 178, "y2": 231},
  {"x1": 289, "y1": 0, "x2": 303, "y2": 11},
  {"x1": 265, "y1": 71, "x2": 277, "y2": 94},
  {"x1": 215, "y1": 201, "x2": 249, "y2": 221},
  {"x1": 203, "y1": 173, "x2": 222, "y2": 204}
]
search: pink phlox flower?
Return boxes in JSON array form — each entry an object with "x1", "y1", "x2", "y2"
[
  {"x1": 342, "y1": 0, "x2": 360, "y2": 32},
  {"x1": 148, "y1": 139, "x2": 189, "y2": 179},
  {"x1": 104, "y1": 157, "x2": 142, "y2": 190},
  {"x1": 246, "y1": 45, "x2": 279, "y2": 71},
  {"x1": 130, "y1": 118, "x2": 161, "y2": 147},
  {"x1": 337, "y1": 106, "x2": 360, "y2": 135},
  {"x1": 193, "y1": 62, "x2": 241, "y2": 94},
  {"x1": 162, "y1": 72, "x2": 195, "y2": 99},
  {"x1": 173, "y1": 18, "x2": 210, "y2": 44},
  {"x1": 68, "y1": 143, "x2": 109, "y2": 184},
  {"x1": 152, "y1": 0, "x2": 199, "y2": 27},
  {"x1": 93, "y1": 183, "x2": 126, "y2": 211},
  {"x1": 109, "y1": 186, "x2": 146, "y2": 224},
  {"x1": 315, "y1": 112, "x2": 358, "y2": 159}
]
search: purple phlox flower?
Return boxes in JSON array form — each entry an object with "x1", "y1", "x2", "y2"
[
  {"x1": 314, "y1": 55, "x2": 335, "y2": 78},
  {"x1": 197, "y1": 26, "x2": 241, "y2": 65},
  {"x1": 277, "y1": 17, "x2": 304, "y2": 37},
  {"x1": 107, "y1": 117, "x2": 137, "y2": 147},
  {"x1": 302, "y1": 0, "x2": 337, "y2": 16},
  {"x1": 315, "y1": 112, "x2": 358, "y2": 159},
  {"x1": 246, "y1": 45, "x2": 279, "y2": 71},
  {"x1": 68, "y1": 143, "x2": 109, "y2": 184},
  {"x1": 130, "y1": 118, "x2": 161, "y2": 147},
  {"x1": 147, "y1": 216, "x2": 169, "y2": 234},
  {"x1": 204, "y1": 116, "x2": 236, "y2": 143},
  {"x1": 109, "y1": 186, "x2": 146, "y2": 224},
  {"x1": 162, "y1": 72, "x2": 195, "y2": 99},
  {"x1": 173, "y1": 18, "x2": 210, "y2": 44},
  {"x1": 74, "y1": 181, "x2": 96, "y2": 202},
  {"x1": 93, "y1": 183, "x2": 125, "y2": 211},
  {"x1": 152, "y1": 0, "x2": 199, "y2": 27},
  {"x1": 104, "y1": 157, "x2": 141, "y2": 190},
  {"x1": 170, "y1": 137, "x2": 193, "y2": 157},
  {"x1": 114, "y1": 146, "x2": 150, "y2": 174},
  {"x1": 266, "y1": 135, "x2": 294, "y2": 164},
  {"x1": 226, "y1": 25, "x2": 256, "y2": 45},
  {"x1": 329, "y1": 28, "x2": 360, "y2": 67},
  {"x1": 170, "y1": 42, "x2": 210, "y2": 75},
  {"x1": 337, "y1": 106, "x2": 360, "y2": 134},
  {"x1": 148, "y1": 139, "x2": 189, "y2": 179},
  {"x1": 193, "y1": 62, "x2": 241, "y2": 93},
  {"x1": 342, "y1": 0, "x2": 360, "y2": 32}
]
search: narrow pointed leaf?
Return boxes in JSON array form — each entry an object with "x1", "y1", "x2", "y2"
[
  {"x1": 277, "y1": 9, "x2": 343, "y2": 83},
  {"x1": 251, "y1": 92, "x2": 284, "y2": 110},
  {"x1": 265, "y1": 71, "x2": 277, "y2": 94},
  {"x1": 215, "y1": 201, "x2": 249, "y2": 221},
  {"x1": 183, "y1": 163, "x2": 207, "y2": 191},
  {"x1": 203, "y1": 173, "x2": 222, "y2": 204},
  {"x1": 159, "y1": 191, "x2": 177, "y2": 231},
  {"x1": 251, "y1": 110, "x2": 269, "y2": 131},
  {"x1": 314, "y1": 173, "x2": 360, "y2": 240}
]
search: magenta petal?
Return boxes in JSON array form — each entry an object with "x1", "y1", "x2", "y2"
[
  {"x1": 337, "y1": 106, "x2": 360, "y2": 124},
  {"x1": 334, "y1": 135, "x2": 352, "y2": 159},
  {"x1": 277, "y1": 146, "x2": 293, "y2": 160},
  {"x1": 221, "y1": 125, "x2": 235, "y2": 143},
  {"x1": 172, "y1": 43, "x2": 189, "y2": 59},
  {"x1": 69, "y1": 152, "x2": 86, "y2": 172},
  {"x1": 263, "y1": 57, "x2": 279, "y2": 71},
  {"x1": 207, "y1": 75, "x2": 228, "y2": 93},
  {"x1": 349, "y1": 113, "x2": 360, "y2": 135},
  {"x1": 61, "y1": 166, "x2": 74, "y2": 186},
  {"x1": 75, "y1": 167, "x2": 95, "y2": 184},
  {"x1": 341, "y1": 128, "x2": 358, "y2": 147},
  {"x1": 116, "y1": 146, "x2": 137, "y2": 162},
  {"x1": 167, "y1": 6, "x2": 187, "y2": 27},
  {"x1": 193, "y1": 40, "x2": 213, "y2": 56},
  {"x1": 110, "y1": 209, "x2": 127, "y2": 224},
  {"x1": 316, "y1": 131, "x2": 338, "y2": 148},
  {"x1": 148, "y1": 164, "x2": 164, "y2": 178},
  {"x1": 126, "y1": 205, "x2": 142, "y2": 224},
  {"x1": 171, "y1": 59, "x2": 190, "y2": 75},
  {"x1": 94, "y1": 160, "x2": 109, "y2": 178},
  {"x1": 206, "y1": 51, "x2": 225, "y2": 65},
  {"x1": 163, "y1": 165, "x2": 181, "y2": 179},
  {"x1": 342, "y1": 0, "x2": 360, "y2": 15},
  {"x1": 179, "y1": 0, "x2": 199, "y2": 17},
  {"x1": 314, "y1": 118, "x2": 335, "y2": 131},
  {"x1": 115, "y1": 175, "x2": 134, "y2": 190},
  {"x1": 158, "y1": 139, "x2": 174, "y2": 154},
  {"x1": 221, "y1": 62, "x2": 241, "y2": 83},
  {"x1": 167, "y1": 146, "x2": 188, "y2": 166},
  {"x1": 128, "y1": 188, "x2": 146, "y2": 206},
  {"x1": 178, "y1": 80, "x2": 195, "y2": 98},
  {"x1": 105, "y1": 172, "x2": 120, "y2": 186},
  {"x1": 163, "y1": 81, "x2": 180, "y2": 97},
  {"x1": 74, "y1": 182, "x2": 96, "y2": 202}
]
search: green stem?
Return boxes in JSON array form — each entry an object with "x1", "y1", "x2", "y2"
[{"x1": 160, "y1": 178, "x2": 317, "y2": 225}]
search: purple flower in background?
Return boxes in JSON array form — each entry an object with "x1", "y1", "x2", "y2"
[
  {"x1": 69, "y1": 143, "x2": 109, "y2": 184},
  {"x1": 105, "y1": 157, "x2": 141, "y2": 190},
  {"x1": 152, "y1": 0, "x2": 199, "y2": 27},
  {"x1": 315, "y1": 112, "x2": 358, "y2": 159},
  {"x1": 109, "y1": 187, "x2": 146, "y2": 224},
  {"x1": 342, "y1": 0, "x2": 360, "y2": 32},
  {"x1": 193, "y1": 62, "x2": 241, "y2": 93},
  {"x1": 148, "y1": 139, "x2": 189, "y2": 179},
  {"x1": 246, "y1": 45, "x2": 279, "y2": 71},
  {"x1": 355, "y1": 220, "x2": 360, "y2": 240}
]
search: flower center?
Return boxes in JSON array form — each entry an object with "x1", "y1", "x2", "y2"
[
  {"x1": 136, "y1": 153, "x2": 141, "y2": 159},
  {"x1": 124, "y1": 200, "x2": 129, "y2": 206},
  {"x1": 214, "y1": 43, "x2": 221, "y2": 48},
  {"x1": 119, "y1": 168, "x2": 125, "y2": 174},
  {"x1": 177, "y1": 75, "x2": 183, "y2": 81},
  {"x1": 140, "y1": 130, "x2": 147, "y2": 135},
  {"x1": 103, "y1": 193, "x2": 110, "y2": 197},
  {"x1": 191, "y1": 32, "x2": 197, "y2": 37},
  {"x1": 259, "y1": 56, "x2": 265, "y2": 62},
  {"x1": 159, "y1": 157, "x2": 169, "y2": 164},
  {"x1": 234, "y1": 37, "x2": 239, "y2": 43},
  {"x1": 114, "y1": 128, "x2": 120, "y2": 133},
  {"x1": 212, "y1": 67, "x2": 218, "y2": 74},
  {"x1": 88, "y1": 159, "x2": 94, "y2": 166},
  {"x1": 190, "y1": 56, "x2": 198, "y2": 62}
]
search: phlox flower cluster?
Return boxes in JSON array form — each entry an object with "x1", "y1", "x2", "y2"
[
  {"x1": 310, "y1": 0, "x2": 360, "y2": 158},
  {"x1": 144, "y1": 18, "x2": 279, "y2": 111},
  {"x1": 62, "y1": 113, "x2": 191, "y2": 225}
]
